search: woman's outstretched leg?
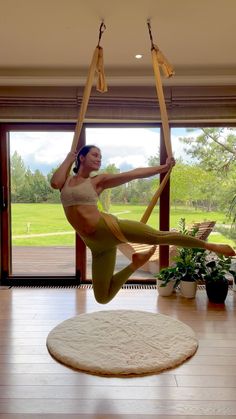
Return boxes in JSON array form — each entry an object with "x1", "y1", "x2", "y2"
[
  {"x1": 203, "y1": 242, "x2": 234, "y2": 256},
  {"x1": 118, "y1": 219, "x2": 235, "y2": 257}
]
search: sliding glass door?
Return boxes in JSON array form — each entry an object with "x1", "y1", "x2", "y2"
[
  {"x1": 10, "y1": 130, "x2": 77, "y2": 277},
  {"x1": 0, "y1": 125, "x2": 80, "y2": 283}
]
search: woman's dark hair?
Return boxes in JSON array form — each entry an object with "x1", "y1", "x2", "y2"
[{"x1": 73, "y1": 145, "x2": 98, "y2": 174}]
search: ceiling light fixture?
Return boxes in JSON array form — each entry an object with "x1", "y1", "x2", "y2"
[{"x1": 135, "y1": 54, "x2": 143, "y2": 59}]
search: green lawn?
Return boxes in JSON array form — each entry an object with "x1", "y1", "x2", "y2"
[{"x1": 11, "y1": 203, "x2": 235, "y2": 247}]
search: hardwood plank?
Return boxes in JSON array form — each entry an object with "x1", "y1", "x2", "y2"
[
  {"x1": 2, "y1": 415, "x2": 235, "y2": 419},
  {"x1": 196, "y1": 347, "x2": 236, "y2": 356},
  {"x1": 0, "y1": 339, "x2": 50, "y2": 346},
  {"x1": 181, "y1": 355, "x2": 236, "y2": 366},
  {"x1": 0, "y1": 385, "x2": 235, "y2": 401},
  {"x1": 176, "y1": 375, "x2": 236, "y2": 388},
  {"x1": 0, "y1": 372, "x2": 176, "y2": 389},
  {"x1": 0, "y1": 346, "x2": 48, "y2": 355},
  {"x1": 0, "y1": 355, "x2": 56, "y2": 363},
  {"x1": 0, "y1": 362, "x2": 234, "y2": 376},
  {"x1": 197, "y1": 339, "x2": 236, "y2": 348},
  {"x1": 0, "y1": 363, "x2": 76, "y2": 374},
  {"x1": 168, "y1": 364, "x2": 236, "y2": 376},
  {"x1": 0, "y1": 331, "x2": 57, "y2": 339},
  {"x1": 0, "y1": 399, "x2": 236, "y2": 415},
  {"x1": 0, "y1": 373, "x2": 176, "y2": 387}
]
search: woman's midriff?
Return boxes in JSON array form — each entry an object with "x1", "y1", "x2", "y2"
[{"x1": 63, "y1": 205, "x2": 101, "y2": 235}]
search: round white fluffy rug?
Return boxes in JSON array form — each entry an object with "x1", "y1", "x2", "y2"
[{"x1": 46, "y1": 310, "x2": 198, "y2": 376}]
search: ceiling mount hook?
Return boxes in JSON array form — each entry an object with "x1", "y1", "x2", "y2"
[{"x1": 97, "y1": 21, "x2": 106, "y2": 47}]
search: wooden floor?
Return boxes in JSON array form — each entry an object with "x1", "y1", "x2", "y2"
[{"x1": 0, "y1": 285, "x2": 236, "y2": 418}]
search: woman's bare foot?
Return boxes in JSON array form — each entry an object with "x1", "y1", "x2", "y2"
[
  {"x1": 205, "y1": 243, "x2": 235, "y2": 257},
  {"x1": 132, "y1": 246, "x2": 157, "y2": 270}
]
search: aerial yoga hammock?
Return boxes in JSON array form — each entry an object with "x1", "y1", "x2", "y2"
[{"x1": 51, "y1": 21, "x2": 235, "y2": 304}]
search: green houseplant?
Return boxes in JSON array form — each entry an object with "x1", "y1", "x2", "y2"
[
  {"x1": 155, "y1": 218, "x2": 207, "y2": 298},
  {"x1": 173, "y1": 218, "x2": 207, "y2": 298},
  {"x1": 156, "y1": 266, "x2": 178, "y2": 296},
  {"x1": 203, "y1": 255, "x2": 232, "y2": 303},
  {"x1": 174, "y1": 247, "x2": 206, "y2": 298}
]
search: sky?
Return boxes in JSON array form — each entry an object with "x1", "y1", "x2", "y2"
[{"x1": 10, "y1": 127, "x2": 199, "y2": 175}]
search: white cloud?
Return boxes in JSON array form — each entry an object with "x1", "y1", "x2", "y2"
[
  {"x1": 86, "y1": 127, "x2": 160, "y2": 168},
  {"x1": 10, "y1": 131, "x2": 73, "y2": 165},
  {"x1": 109, "y1": 155, "x2": 147, "y2": 168},
  {"x1": 9, "y1": 127, "x2": 199, "y2": 173}
]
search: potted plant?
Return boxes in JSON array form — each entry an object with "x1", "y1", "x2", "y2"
[
  {"x1": 203, "y1": 255, "x2": 232, "y2": 303},
  {"x1": 155, "y1": 266, "x2": 177, "y2": 296},
  {"x1": 173, "y1": 218, "x2": 207, "y2": 298},
  {"x1": 155, "y1": 219, "x2": 207, "y2": 298},
  {"x1": 174, "y1": 247, "x2": 206, "y2": 298},
  {"x1": 229, "y1": 258, "x2": 236, "y2": 292}
]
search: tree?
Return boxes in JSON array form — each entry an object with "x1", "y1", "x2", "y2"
[
  {"x1": 100, "y1": 164, "x2": 120, "y2": 211},
  {"x1": 127, "y1": 179, "x2": 154, "y2": 205},
  {"x1": 10, "y1": 152, "x2": 58, "y2": 203},
  {"x1": 148, "y1": 153, "x2": 160, "y2": 167},
  {"x1": 20, "y1": 168, "x2": 35, "y2": 202},
  {"x1": 31, "y1": 169, "x2": 51, "y2": 202},
  {"x1": 170, "y1": 161, "x2": 220, "y2": 211},
  {"x1": 179, "y1": 128, "x2": 236, "y2": 173},
  {"x1": 11, "y1": 151, "x2": 27, "y2": 202},
  {"x1": 170, "y1": 162, "x2": 194, "y2": 206},
  {"x1": 47, "y1": 168, "x2": 61, "y2": 203},
  {"x1": 179, "y1": 127, "x2": 236, "y2": 218}
]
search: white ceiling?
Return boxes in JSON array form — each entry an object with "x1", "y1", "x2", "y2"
[{"x1": 0, "y1": 0, "x2": 236, "y2": 87}]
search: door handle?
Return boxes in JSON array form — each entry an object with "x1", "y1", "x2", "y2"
[{"x1": 0, "y1": 186, "x2": 6, "y2": 210}]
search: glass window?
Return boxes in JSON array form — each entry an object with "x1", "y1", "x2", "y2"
[
  {"x1": 170, "y1": 127, "x2": 236, "y2": 248},
  {"x1": 86, "y1": 126, "x2": 161, "y2": 280},
  {"x1": 10, "y1": 131, "x2": 76, "y2": 276}
]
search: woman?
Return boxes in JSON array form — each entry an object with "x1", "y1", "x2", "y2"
[{"x1": 51, "y1": 145, "x2": 235, "y2": 304}]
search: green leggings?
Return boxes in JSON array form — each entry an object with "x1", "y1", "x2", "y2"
[{"x1": 81, "y1": 214, "x2": 208, "y2": 305}]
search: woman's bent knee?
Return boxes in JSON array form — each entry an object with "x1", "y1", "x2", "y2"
[{"x1": 93, "y1": 289, "x2": 111, "y2": 305}]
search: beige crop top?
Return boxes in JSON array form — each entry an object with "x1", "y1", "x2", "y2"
[{"x1": 60, "y1": 176, "x2": 98, "y2": 207}]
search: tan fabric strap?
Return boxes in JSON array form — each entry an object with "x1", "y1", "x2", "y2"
[
  {"x1": 138, "y1": 47, "x2": 174, "y2": 224},
  {"x1": 100, "y1": 212, "x2": 128, "y2": 243},
  {"x1": 96, "y1": 47, "x2": 108, "y2": 93},
  {"x1": 140, "y1": 168, "x2": 172, "y2": 224},
  {"x1": 151, "y1": 46, "x2": 173, "y2": 158},
  {"x1": 71, "y1": 46, "x2": 107, "y2": 153}
]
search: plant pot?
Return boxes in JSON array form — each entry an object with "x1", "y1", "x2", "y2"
[
  {"x1": 233, "y1": 279, "x2": 236, "y2": 292},
  {"x1": 157, "y1": 279, "x2": 175, "y2": 296},
  {"x1": 180, "y1": 280, "x2": 197, "y2": 298},
  {"x1": 205, "y1": 278, "x2": 229, "y2": 303}
]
